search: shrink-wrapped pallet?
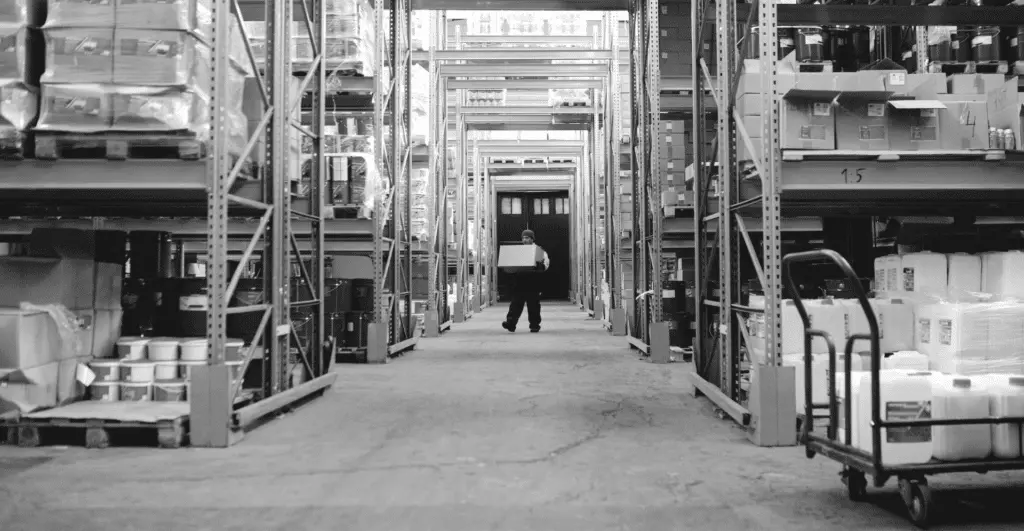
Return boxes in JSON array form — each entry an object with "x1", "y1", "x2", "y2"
[
  {"x1": 42, "y1": 27, "x2": 115, "y2": 84},
  {"x1": 115, "y1": 0, "x2": 213, "y2": 37},
  {"x1": 0, "y1": 0, "x2": 47, "y2": 26},
  {"x1": 113, "y1": 29, "x2": 211, "y2": 86},
  {"x1": 0, "y1": 82, "x2": 39, "y2": 150},
  {"x1": 46, "y1": 0, "x2": 114, "y2": 27},
  {"x1": 36, "y1": 83, "x2": 113, "y2": 133},
  {"x1": 109, "y1": 85, "x2": 208, "y2": 132},
  {"x1": 0, "y1": 25, "x2": 44, "y2": 86}
]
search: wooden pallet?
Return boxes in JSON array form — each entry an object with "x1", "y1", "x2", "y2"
[
  {"x1": 4, "y1": 402, "x2": 189, "y2": 449},
  {"x1": 974, "y1": 60, "x2": 1009, "y2": 75},
  {"x1": 33, "y1": 132, "x2": 206, "y2": 161}
]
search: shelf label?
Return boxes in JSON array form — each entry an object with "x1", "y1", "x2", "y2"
[
  {"x1": 840, "y1": 168, "x2": 866, "y2": 184},
  {"x1": 888, "y1": 72, "x2": 906, "y2": 86}
]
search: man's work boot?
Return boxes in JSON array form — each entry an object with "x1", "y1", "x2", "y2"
[{"x1": 502, "y1": 321, "x2": 515, "y2": 333}]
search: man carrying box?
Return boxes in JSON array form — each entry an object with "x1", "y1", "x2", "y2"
[{"x1": 501, "y1": 229, "x2": 550, "y2": 333}]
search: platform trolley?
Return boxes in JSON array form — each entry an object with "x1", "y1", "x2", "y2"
[{"x1": 783, "y1": 249, "x2": 1024, "y2": 528}]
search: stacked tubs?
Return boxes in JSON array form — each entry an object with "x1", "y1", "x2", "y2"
[{"x1": 87, "y1": 335, "x2": 246, "y2": 403}]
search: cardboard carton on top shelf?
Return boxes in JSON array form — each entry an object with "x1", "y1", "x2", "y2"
[
  {"x1": 41, "y1": 27, "x2": 115, "y2": 84},
  {"x1": 888, "y1": 99, "x2": 946, "y2": 151},
  {"x1": 836, "y1": 101, "x2": 890, "y2": 150},
  {"x1": 0, "y1": 309, "x2": 62, "y2": 370},
  {"x1": 45, "y1": 0, "x2": 115, "y2": 28},
  {"x1": 0, "y1": 257, "x2": 95, "y2": 311},
  {"x1": 936, "y1": 94, "x2": 989, "y2": 150},
  {"x1": 949, "y1": 73, "x2": 1008, "y2": 95},
  {"x1": 0, "y1": 361, "x2": 60, "y2": 414},
  {"x1": 986, "y1": 78, "x2": 1023, "y2": 150},
  {"x1": 0, "y1": 0, "x2": 47, "y2": 27},
  {"x1": 498, "y1": 244, "x2": 544, "y2": 273}
]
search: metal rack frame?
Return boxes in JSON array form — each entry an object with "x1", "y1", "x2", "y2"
[
  {"x1": 691, "y1": 0, "x2": 1024, "y2": 446},
  {"x1": 0, "y1": 0, "x2": 347, "y2": 447},
  {"x1": 624, "y1": 0, "x2": 670, "y2": 362}
]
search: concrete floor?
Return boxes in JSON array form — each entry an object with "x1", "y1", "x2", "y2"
[{"x1": 2, "y1": 302, "x2": 1023, "y2": 530}]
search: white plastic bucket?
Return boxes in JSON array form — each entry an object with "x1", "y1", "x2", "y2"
[
  {"x1": 153, "y1": 380, "x2": 187, "y2": 402},
  {"x1": 116, "y1": 336, "x2": 151, "y2": 361},
  {"x1": 180, "y1": 338, "x2": 209, "y2": 361},
  {"x1": 120, "y1": 382, "x2": 152, "y2": 402},
  {"x1": 89, "y1": 360, "x2": 121, "y2": 382},
  {"x1": 146, "y1": 337, "x2": 181, "y2": 361},
  {"x1": 120, "y1": 360, "x2": 156, "y2": 383},
  {"x1": 90, "y1": 381, "x2": 120, "y2": 401},
  {"x1": 153, "y1": 361, "x2": 180, "y2": 381}
]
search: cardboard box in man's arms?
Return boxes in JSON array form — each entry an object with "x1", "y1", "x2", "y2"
[{"x1": 498, "y1": 244, "x2": 543, "y2": 273}]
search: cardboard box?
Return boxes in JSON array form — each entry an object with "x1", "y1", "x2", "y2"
[
  {"x1": 0, "y1": 309, "x2": 62, "y2": 370},
  {"x1": 91, "y1": 309, "x2": 122, "y2": 359},
  {"x1": 0, "y1": 354, "x2": 92, "y2": 414},
  {"x1": 949, "y1": 74, "x2": 1007, "y2": 95},
  {"x1": 29, "y1": 228, "x2": 127, "y2": 265},
  {"x1": 738, "y1": 137, "x2": 764, "y2": 161},
  {"x1": 498, "y1": 244, "x2": 544, "y2": 273},
  {"x1": 888, "y1": 100, "x2": 946, "y2": 151},
  {"x1": 936, "y1": 95, "x2": 989, "y2": 150},
  {"x1": 836, "y1": 101, "x2": 890, "y2": 150},
  {"x1": 781, "y1": 99, "x2": 836, "y2": 150},
  {"x1": 0, "y1": 257, "x2": 96, "y2": 310}
]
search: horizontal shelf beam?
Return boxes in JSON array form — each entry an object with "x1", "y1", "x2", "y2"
[
  {"x1": 460, "y1": 106, "x2": 596, "y2": 115},
  {"x1": 448, "y1": 79, "x2": 604, "y2": 90},
  {"x1": 664, "y1": 216, "x2": 824, "y2": 235},
  {"x1": 440, "y1": 63, "x2": 608, "y2": 78},
  {"x1": 414, "y1": 49, "x2": 613, "y2": 61},
  {"x1": 0, "y1": 218, "x2": 373, "y2": 238},
  {"x1": 451, "y1": 34, "x2": 601, "y2": 45},
  {"x1": 414, "y1": 0, "x2": 628, "y2": 9},
  {"x1": 739, "y1": 4, "x2": 1024, "y2": 26}
]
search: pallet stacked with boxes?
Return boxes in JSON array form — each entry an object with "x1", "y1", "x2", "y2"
[
  {"x1": 0, "y1": 228, "x2": 126, "y2": 414},
  {"x1": 657, "y1": 1, "x2": 714, "y2": 78}
]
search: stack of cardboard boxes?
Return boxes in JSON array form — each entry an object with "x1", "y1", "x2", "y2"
[
  {"x1": 736, "y1": 56, "x2": 1021, "y2": 155},
  {"x1": 658, "y1": 1, "x2": 714, "y2": 78},
  {"x1": 0, "y1": 229, "x2": 126, "y2": 415},
  {"x1": 659, "y1": 119, "x2": 690, "y2": 211}
]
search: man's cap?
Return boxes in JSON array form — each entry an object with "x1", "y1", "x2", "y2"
[{"x1": 522, "y1": 229, "x2": 535, "y2": 240}]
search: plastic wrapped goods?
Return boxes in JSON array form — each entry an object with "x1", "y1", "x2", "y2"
[
  {"x1": 325, "y1": 0, "x2": 369, "y2": 16},
  {"x1": 324, "y1": 37, "x2": 374, "y2": 76},
  {"x1": 917, "y1": 301, "x2": 1024, "y2": 376},
  {"x1": 0, "y1": 25, "x2": 44, "y2": 87},
  {"x1": 982, "y1": 251, "x2": 1024, "y2": 300},
  {"x1": 46, "y1": 0, "x2": 115, "y2": 27},
  {"x1": 947, "y1": 252, "x2": 982, "y2": 300},
  {"x1": 0, "y1": 0, "x2": 47, "y2": 26},
  {"x1": 115, "y1": 0, "x2": 213, "y2": 37},
  {"x1": 42, "y1": 27, "x2": 115, "y2": 84},
  {"x1": 113, "y1": 30, "x2": 212, "y2": 87},
  {"x1": 0, "y1": 82, "x2": 39, "y2": 131},
  {"x1": 900, "y1": 251, "x2": 948, "y2": 298},
  {"x1": 36, "y1": 83, "x2": 113, "y2": 133},
  {"x1": 109, "y1": 85, "x2": 208, "y2": 132},
  {"x1": 932, "y1": 376, "x2": 992, "y2": 461}
]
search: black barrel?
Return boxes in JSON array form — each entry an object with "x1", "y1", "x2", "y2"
[
  {"x1": 779, "y1": 28, "x2": 796, "y2": 59},
  {"x1": 352, "y1": 279, "x2": 374, "y2": 312},
  {"x1": 177, "y1": 278, "x2": 207, "y2": 337},
  {"x1": 227, "y1": 278, "x2": 265, "y2": 342},
  {"x1": 128, "y1": 231, "x2": 173, "y2": 278},
  {"x1": 973, "y1": 26, "x2": 1001, "y2": 62},
  {"x1": 338, "y1": 312, "x2": 371, "y2": 348},
  {"x1": 954, "y1": 27, "x2": 974, "y2": 62},
  {"x1": 796, "y1": 27, "x2": 825, "y2": 62},
  {"x1": 928, "y1": 28, "x2": 954, "y2": 63}
]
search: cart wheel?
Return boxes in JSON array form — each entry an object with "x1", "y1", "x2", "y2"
[
  {"x1": 898, "y1": 478, "x2": 933, "y2": 529},
  {"x1": 844, "y1": 468, "x2": 868, "y2": 502}
]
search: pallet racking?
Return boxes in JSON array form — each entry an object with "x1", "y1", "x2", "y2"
[{"x1": 690, "y1": 0, "x2": 1024, "y2": 446}]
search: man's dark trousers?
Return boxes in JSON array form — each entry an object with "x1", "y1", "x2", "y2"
[{"x1": 506, "y1": 289, "x2": 541, "y2": 331}]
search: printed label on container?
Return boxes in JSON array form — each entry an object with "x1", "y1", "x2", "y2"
[
  {"x1": 888, "y1": 268, "x2": 898, "y2": 291},
  {"x1": 918, "y1": 318, "x2": 931, "y2": 344},
  {"x1": 877, "y1": 311, "x2": 885, "y2": 339},
  {"x1": 805, "y1": 34, "x2": 823, "y2": 45},
  {"x1": 939, "y1": 318, "x2": 952, "y2": 345},
  {"x1": 889, "y1": 72, "x2": 906, "y2": 86},
  {"x1": 903, "y1": 267, "x2": 916, "y2": 291},
  {"x1": 844, "y1": 313, "x2": 851, "y2": 340},
  {"x1": 973, "y1": 35, "x2": 994, "y2": 46},
  {"x1": 886, "y1": 401, "x2": 932, "y2": 443},
  {"x1": 876, "y1": 268, "x2": 885, "y2": 287}
]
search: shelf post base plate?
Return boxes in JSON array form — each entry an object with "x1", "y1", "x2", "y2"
[
  {"x1": 747, "y1": 364, "x2": 798, "y2": 447},
  {"x1": 366, "y1": 322, "x2": 389, "y2": 364},
  {"x1": 189, "y1": 364, "x2": 238, "y2": 448},
  {"x1": 453, "y1": 302, "x2": 466, "y2": 323},
  {"x1": 611, "y1": 308, "x2": 627, "y2": 336},
  {"x1": 649, "y1": 322, "x2": 671, "y2": 364},
  {"x1": 423, "y1": 309, "x2": 440, "y2": 338}
]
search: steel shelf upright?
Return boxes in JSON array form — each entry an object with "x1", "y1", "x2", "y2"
[
  {"x1": 370, "y1": 0, "x2": 417, "y2": 362},
  {"x1": 604, "y1": 13, "x2": 627, "y2": 335},
  {"x1": 626, "y1": 0, "x2": 670, "y2": 363},
  {"x1": 425, "y1": 9, "x2": 453, "y2": 337}
]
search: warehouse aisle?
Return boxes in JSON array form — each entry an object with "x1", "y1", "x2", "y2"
[{"x1": 2, "y1": 302, "x2": 1023, "y2": 530}]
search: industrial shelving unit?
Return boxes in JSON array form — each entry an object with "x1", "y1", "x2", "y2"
[
  {"x1": 0, "y1": 0, "x2": 344, "y2": 447},
  {"x1": 690, "y1": 0, "x2": 1024, "y2": 446},
  {"x1": 623, "y1": 0, "x2": 673, "y2": 362},
  {"x1": 417, "y1": 12, "x2": 623, "y2": 335}
]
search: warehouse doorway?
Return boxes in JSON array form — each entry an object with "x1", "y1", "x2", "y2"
[{"x1": 496, "y1": 191, "x2": 571, "y2": 302}]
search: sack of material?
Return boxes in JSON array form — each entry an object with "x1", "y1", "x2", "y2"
[{"x1": 498, "y1": 244, "x2": 543, "y2": 273}]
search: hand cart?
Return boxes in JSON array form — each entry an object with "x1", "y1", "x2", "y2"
[{"x1": 782, "y1": 249, "x2": 1024, "y2": 529}]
